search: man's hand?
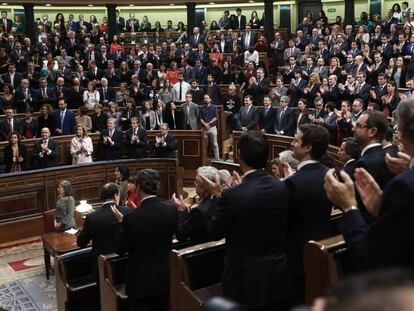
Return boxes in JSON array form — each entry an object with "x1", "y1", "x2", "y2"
[
  {"x1": 54, "y1": 220, "x2": 61, "y2": 229},
  {"x1": 324, "y1": 169, "x2": 357, "y2": 211},
  {"x1": 283, "y1": 162, "x2": 294, "y2": 178},
  {"x1": 171, "y1": 193, "x2": 189, "y2": 212},
  {"x1": 386, "y1": 152, "x2": 411, "y2": 174},
  {"x1": 232, "y1": 171, "x2": 242, "y2": 186},
  {"x1": 354, "y1": 168, "x2": 383, "y2": 217},
  {"x1": 111, "y1": 205, "x2": 124, "y2": 223},
  {"x1": 197, "y1": 174, "x2": 222, "y2": 197}
]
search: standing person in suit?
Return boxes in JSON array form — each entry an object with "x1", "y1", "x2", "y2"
[
  {"x1": 285, "y1": 123, "x2": 332, "y2": 302},
  {"x1": 324, "y1": 97, "x2": 414, "y2": 271},
  {"x1": 189, "y1": 27, "x2": 204, "y2": 49},
  {"x1": 382, "y1": 127, "x2": 398, "y2": 157},
  {"x1": 239, "y1": 95, "x2": 259, "y2": 131},
  {"x1": 77, "y1": 183, "x2": 129, "y2": 277},
  {"x1": 294, "y1": 98, "x2": 311, "y2": 133},
  {"x1": 321, "y1": 75, "x2": 341, "y2": 109},
  {"x1": 33, "y1": 127, "x2": 59, "y2": 169},
  {"x1": 53, "y1": 98, "x2": 76, "y2": 136},
  {"x1": 111, "y1": 169, "x2": 178, "y2": 311},
  {"x1": 0, "y1": 63, "x2": 23, "y2": 90},
  {"x1": 274, "y1": 96, "x2": 295, "y2": 136},
  {"x1": 240, "y1": 25, "x2": 257, "y2": 51},
  {"x1": 182, "y1": 92, "x2": 199, "y2": 130},
  {"x1": 284, "y1": 40, "x2": 301, "y2": 64},
  {"x1": 313, "y1": 102, "x2": 338, "y2": 145},
  {"x1": 288, "y1": 70, "x2": 307, "y2": 107},
  {"x1": 0, "y1": 11, "x2": 13, "y2": 34},
  {"x1": 199, "y1": 130, "x2": 293, "y2": 310},
  {"x1": 339, "y1": 137, "x2": 361, "y2": 176},
  {"x1": 125, "y1": 117, "x2": 148, "y2": 159},
  {"x1": 99, "y1": 118, "x2": 124, "y2": 160},
  {"x1": 234, "y1": 8, "x2": 247, "y2": 30},
  {"x1": 115, "y1": 10, "x2": 125, "y2": 33},
  {"x1": 270, "y1": 32, "x2": 286, "y2": 71},
  {"x1": 154, "y1": 123, "x2": 177, "y2": 159},
  {"x1": 352, "y1": 110, "x2": 395, "y2": 223},
  {"x1": 14, "y1": 79, "x2": 40, "y2": 113},
  {"x1": 259, "y1": 95, "x2": 277, "y2": 134},
  {"x1": 0, "y1": 107, "x2": 21, "y2": 141}
]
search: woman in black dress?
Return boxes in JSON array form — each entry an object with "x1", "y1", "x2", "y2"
[
  {"x1": 4, "y1": 131, "x2": 27, "y2": 173},
  {"x1": 37, "y1": 104, "x2": 56, "y2": 137}
]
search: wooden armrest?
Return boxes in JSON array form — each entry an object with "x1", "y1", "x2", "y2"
[
  {"x1": 68, "y1": 281, "x2": 97, "y2": 292},
  {"x1": 180, "y1": 282, "x2": 203, "y2": 310}
]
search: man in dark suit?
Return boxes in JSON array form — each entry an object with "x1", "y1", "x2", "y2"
[
  {"x1": 86, "y1": 60, "x2": 104, "y2": 84},
  {"x1": 275, "y1": 96, "x2": 295, "y2": 136},
  {"x1": 174, "y1": 166, "x2": 219, "y2": 245},
  {"x1": 239, "y1": 95, "x2": 259, "y2": 131},
  {"x1": 288, "y1": 70, "x2": 307, "y2": 107},
  {"x1": 99, "y1": 118, "x2": 124, "y2": 160},
  {"x1": 367, "y1": 53, "x2": 387, "y2": 85},
  {"x1": 14, "y1": 79, "x2": 40, "y2": 113},
  {"x1": 9, "y1": 42, "x2": 28, "y2": 73},
  {"x1": 112, "y1": 169, "x2": 178, "y2": 311},
  {"x1": 154, "y1": 123, "x2": 177, "y2": 158},
  {"x1": 285, "y1": 123, "x2": 332, "y2": 301},
  {"x1": 115, "y1": 10, "x2": 125, "y2": 32},
  {"x1": 0, "y1": 63, "x2": 23, "y2": 90},
  {"x1": 0, "y1": 107, "x2": 21, "y2": 141},
  {"x1": 270, "y1": 32, "x2": 286, "y2": 71},
  {"x1": 33, "y1": 127, "x2": 59, "y2": 169},
  {"x1": 39, "y1": 78, "x2": 57, "y2": 108},
  {"x1": 125, "y1": 117, "x2": 148, "y2": 159},
  {"x1": 189, "y1": 27, "x2": 204, "y2": 49},
  {"x1": 370, "y1": 74, "x2": 388, "y2": 108},
  {"x1": 321, "y1": 75, "x2": 341, "y2": 109},
  {"x1": 77, "y1": 14, "x2": 91, "y2": 32},
  {"x1": 0, "y1": 11, "x2": 12, "y2": 34},
  {"x1": 53, "y1": 98, "x2": 76, "y2": 136},
  {"x1": 352, "y1": 110, "x2": 395, "y2": 223},
  {"x1": 354, "y1": 73, "x2": 372, "y2": 108},
  {"x1": 234, "y1": 8, "x2": 247, "y2": 30},
  {"x1": 77, "y1": 183, "x2": 129, "y2": 277},
  {"x1": 240, "y1": 25, "x2": 257, "y2": 51},
  {"x1": 199, "y1": 131, "x2": 293, "y2": 310},
  {"x1": 316, "y1": 102, "x2": 338, "y2": 145},
  {"x1": 324, "y1": 97, "x2": 414, "y2": 271},
  {"x1": 98, "y1": 77, "x2": 115, "y2": 106},
  {"x1": 23, "y1": 62, "x2": 41, "y2": 89},
  {"x1": 339, "y1": 137, "x2": 361, "y2": 176},
  {"x1": 382, "y1": 127, "x2": 398, "y2": 157},
  {"x1": 192, "y1": 59, "x2": 209, "y2": 85},
  {"x1": 259, "y1": 95, "x2": 276, "y2": 133}
]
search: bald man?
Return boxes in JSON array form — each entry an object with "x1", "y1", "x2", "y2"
[{"x1": 33, "y1": 127, "x2": 59, "y2": 168}]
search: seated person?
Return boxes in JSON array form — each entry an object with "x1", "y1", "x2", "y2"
[{"x1": 154, "y1": 123, "x2": 177, "y2": 159}]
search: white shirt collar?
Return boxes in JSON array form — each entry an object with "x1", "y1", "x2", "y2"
[
  {"x1": 297, "y1": 159, "x2": 318, "y2": 170},
  {"x1": 361, "y1": 143, "x2": 381, "y2": 156},
  {"x1": 382, "y1": 143, "x2": 393, "y2": 149},
  {"x1": 345, "y1": 158, "x2": 355, "y2": 166}
]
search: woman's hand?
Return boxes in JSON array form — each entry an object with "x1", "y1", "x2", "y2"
[{"x1": 54, "y1": 220, "x2": 61, "y2": 229}]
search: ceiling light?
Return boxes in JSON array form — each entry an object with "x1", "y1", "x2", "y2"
[
  {"x1": 45, "y1": 3, "x2": 51, "y2": 6},
  {"x1": 169, "y1": 3, "x2": 175, "y2": 5},
  {"x1": 88, "y1": 4, "x2": 93, "y2": 6}
]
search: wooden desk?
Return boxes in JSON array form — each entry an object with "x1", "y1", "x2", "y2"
[{"x1": 42, "y1": 232, "x2": 80, "y2": 279}]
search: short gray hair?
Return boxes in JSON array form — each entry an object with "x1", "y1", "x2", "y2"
[
  {"x1": 395, "y1": 97, "x2": 414, "y2": 140},
  {"x1": 218, "y1": 169, "x2": 232, "y2": 186},
  {"x1": 197, "y1": 166, "x2": 219, "y2": 182},
  {"x1": 280, "y1": 96, "x2": 290, "y2": 104},
  {"x1": 279, "y1": 150, "x2": 299, "y2": 170}
]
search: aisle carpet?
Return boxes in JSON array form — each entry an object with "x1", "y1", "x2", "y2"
[{"x1": 0, "y1": 239, "x2": 56, "y2": 311}]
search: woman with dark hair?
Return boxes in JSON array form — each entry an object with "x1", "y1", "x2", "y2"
[
  {"x1": 176, "y1": 21, "x2": 186, "y2": 32},
  {"x1": 152, "y1": 21, "x2": 164, "y2": 33},
  {"x1": 22, "y1": 108, "x2": 38, "y2": 139},
  {"x1": 126, "y1": 176, "x2": 141, "y2": 209},
  {"x1": 37, "y1": 104, "x2": 56, "y2": 137},
  {"x1": 0, "y1": 84, "x2": 14, "y2": 113},
  {"x1": 306, "y1": 11, "x2": 314, "y2": 24},
  {"x1": 210, "y1": 20, "x2": 220, "y2": 31},
  {"x1": 392, "y1": 3, "x2": 402, "y2": 21},
  {"x1": 54, "y1": 180, "x2": 76, "y2": 231},
  {"x1": 382, "y1": 80, "x2": 401, "y2": 116},
  {"x1": 249, "y1": 10, "x2": 260, "y2": 29},
  {"x1": 390, "y1": 56, "x2": 407, "y2": 89},
  {"x1": 115, "y1": 165, "x2": 130, "y2": 205},
  {"x1": 165, "y1": 101, "x2": 183, "y2": 130},
  {"x1": 54, "y1": 13, "x2": 65, "y2": 29},
  {"x1": 91, "y1": 103, "x2": 108, "y2": 133},
  {"x1": 121, "y1": 97, "x2": 138, "y2": 131},
  {"x1": 295, "y1": 98, "x2": 311, "y2": 133},
  {"x1": 4, "y1": 131, "x2": 27, "y2": 173},
  {"x1": 232, "y1": 45, "x2": 244, "y2": 67},
  {"x1": 317, "y1": 10, "x2": 328, "y2": 29}
]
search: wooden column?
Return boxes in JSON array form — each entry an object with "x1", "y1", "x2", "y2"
[
  {"x1": 186, "y1": 2, "x2": 196, "y2": 41},
  {"x1": 23, "y1": 4, "x2": 35, "y2": 42},
  {"x1": 264, "y1": 0, "x2": 274, "y2": 47},
  {"x1": 344, "y1": 0, "x2": 355, "y2": 26},
  {"x1": 106, "y1": 4, "x2": 117, "y2": 42}
]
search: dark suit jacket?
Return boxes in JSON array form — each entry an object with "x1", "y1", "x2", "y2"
[
  {"x1": 1, "y1": 72, "x2": 23, "y2": 89},
  {"x1": 99, "y1": 129, "x2": 124, "y2": 160},
  {"x1": 206, "y1": 170, "x2": 292, "y2": 308},
  {"x1": 275, "y1": 107, "x2": 294, "y2": 136},
  {"x1": 0, "y1": 118, "x2": 21, "y2": 141},
  {"x1": 98, "y1": 86, "x2": 115, "y2": 104},
  {"x1": 115, "y1": 197, "x2": 178, "y2": 298},
  {"x1": 234, "y1": 15, "x2": 247, "y2": 30},
  {"x1": 339, "y1": 167, "x2": 414, "y2": 270},
  {"x1": 342, "y1": 159, "x2": 357, "y2": 176},
  {"x1": 323, "y1": 84, "x2": 341, "y2": 108},
  {"x1": 241, "y1": 31, "x2": 258, "y2": 50},
  {"x1": 284, "y1": 163, "x2": 333, "y2": 276},
  {"x1": 259, "y1": 107, "x2": 276, "y2": 133},
  {"x1": 125, "y1": 127, "x2": 148, "y2": 158},
  {"x1": 353, "y1": 145, "x2": 395, "y2": 223},
  {"x1": 3, "y1": 143, "x2": 27, "y2": 172},
  {"x1": 323, "y1": 112, "x2": 338, "y2": 145},
  {"x1": 383, "y1": 144, "x2": 398, "y2": 157},
  {"x1": 77, "y1": 203, "x2": 129, "y2": 277},
  {"x1": 239, "y1": 105, "x2": 259, "y2": 130},
  {"x1": 33, "y1": 138, "x2": 59, "y2": 169},
  {"x1": 289, "y1": 79, "x2": 307, "y2": 107},
  {"x1": 154, "y1": 134, "x2": 177, "y2": 158},
  {"x1": 177, "y1": 196, "x2": 218, "y2": 244},
  {"x1": 53, "y1": 109, "x2": 76, "y2": 135}
]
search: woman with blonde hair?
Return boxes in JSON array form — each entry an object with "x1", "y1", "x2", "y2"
[
  {"x1": 70, "y1": 124, "x2": 93, "y2": 164},
  {"x1": 303, "y1": 72, "x2": 321, "y2": 106}
]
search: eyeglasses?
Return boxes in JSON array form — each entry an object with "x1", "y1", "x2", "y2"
[{"x1": 354, "y1": 122, "x2": 368, "y2": 129}]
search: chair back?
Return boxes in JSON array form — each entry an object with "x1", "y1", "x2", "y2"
[{"x1": 43, "y1": 209, "x2": 56, "y2": 233}]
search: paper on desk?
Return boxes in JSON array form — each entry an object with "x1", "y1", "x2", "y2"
[{"x1": 65, "y1": 228, "x2": 79, "y2": 235}]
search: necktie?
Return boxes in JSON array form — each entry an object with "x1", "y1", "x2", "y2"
[
  {"x1": 265, "y1": 108, "x2": 268, "y2": 116},
  {"x1": 60, "y1": 111, "x2": 65, "y2": 128},
  {"x1": 103, "y1": 87, "x2": 106, "y2": 99},
  {"x1": 3, "y1": 19, "x2": 7, "y2": 33},
  {"x1": 7, "y1": 119, "x2": 12, "y2": 132},
  {"x1": 279, "y1": 109, "x2": 284, "y2": 127},
  {"x1": 179, "y1": 82, "x2": 182, "y2": 101}
]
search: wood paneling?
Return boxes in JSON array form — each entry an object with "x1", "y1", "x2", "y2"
[{"x1": 0, "y1": 159, "x2": 181, "y2": 243}]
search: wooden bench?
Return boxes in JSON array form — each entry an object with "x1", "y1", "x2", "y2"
[
  {"x1": 170, "y1": 240, "x2": 225, "y2": 311},
  {"x1": 56, "y1": 247, "x2": 99, "y2": 311},
  {"x1": 303, "y1": 234, "x2": 347, "y2": 306}
]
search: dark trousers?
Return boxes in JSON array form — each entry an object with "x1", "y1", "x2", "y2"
[{"x1": 129, "y1": 294, "x2": 168, "y2": 311}]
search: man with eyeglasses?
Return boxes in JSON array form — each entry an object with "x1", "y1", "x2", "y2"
[{"x1": 351, "y1": 110, "x2": 395, "y2": 223}]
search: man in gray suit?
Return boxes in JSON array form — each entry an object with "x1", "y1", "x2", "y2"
[
  {"x1": 180, "y1": 58, "x2": 194, "y2": 83},
  {"x1": 284, "y1": 39, "x2": 301, "y2": 64},
  {"x1": 182, "y1": 92, "x2": 199, "y2": 130},
  {"x1": 239, "y1": 95, "x2": 259, "y2": 131}
]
